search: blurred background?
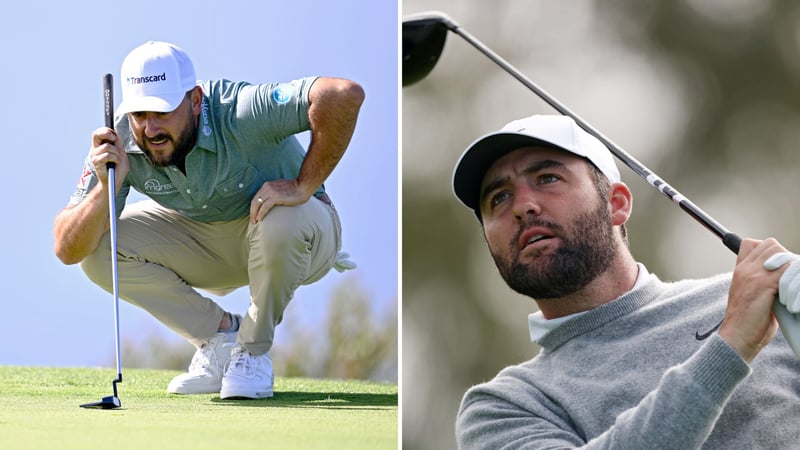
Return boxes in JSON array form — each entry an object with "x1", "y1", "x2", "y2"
[{"x1": 402, "y1": 0, "x2": 800, "y2": 448}]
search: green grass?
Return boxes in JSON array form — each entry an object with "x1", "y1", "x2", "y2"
[{"x1": 0, "y1": 366, "x2": 397, "y2": 450}]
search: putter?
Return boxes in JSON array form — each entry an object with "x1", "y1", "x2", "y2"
[
  {"x1": 402, "y1": 11, "x2": 800, "y2": 358},
  {"x1": 80, "y1": 73, "x2": 123, "y2": 410}
]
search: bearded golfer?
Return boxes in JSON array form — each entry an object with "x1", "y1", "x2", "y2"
[
  {"x1": 54, "y1": 41, "x2": 364, "y2": 399},
  {"x1": 453, "y1": 114, "x2": 800, "y2": 448}
]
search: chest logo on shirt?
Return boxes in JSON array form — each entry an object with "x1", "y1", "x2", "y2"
[
  {"x1": 143, "y1": 178, "x2": 177, "y2": 195},
  {"x1": 695, "y1": 318, "x2": 723, "y2": 341},
  {"x1": 272, "y1": 84, "x2": 294, "y2": 104}
]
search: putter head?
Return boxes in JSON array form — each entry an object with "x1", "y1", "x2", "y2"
[
  {"x1": 80, "y1": 395, "x2": 122, "y2": 410},
  {"x1": 402, "y1": 12, "x2": 452, "y2": 86}
]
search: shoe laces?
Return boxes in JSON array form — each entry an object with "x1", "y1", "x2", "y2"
[
  {"x1": 188, "y1": 333, "x2": 227, "y2": 373},
  {"x1": 228, "y1": 347, "x2": 259, "y2": 376}
]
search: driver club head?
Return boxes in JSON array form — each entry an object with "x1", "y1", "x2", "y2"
[
  {"x1": 80, "y1": 395, "x2": 122, "y2": 410},
  {"x1": 402, "y1": 12, "x2": 452, "y2": 86}
]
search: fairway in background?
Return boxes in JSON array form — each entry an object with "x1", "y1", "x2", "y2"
[{"x1": 0, "y1": 367, "x2": 397, "y2": 450}]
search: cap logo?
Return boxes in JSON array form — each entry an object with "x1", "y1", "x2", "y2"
[{"x1": 126, "y1": 72, "x2": 167, "y2": 86}]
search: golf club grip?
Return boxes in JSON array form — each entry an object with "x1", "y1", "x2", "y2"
[
  {"x1": 721, "y1": 233, "x2": 800, "y2": 357},
  {"x1": 722, "y1": 233, "x2": 742, "y2": 254},
  {"x1": 103, "y1": 73, "x2": 116, "y2": 170},
  {"x1": 103, "y1": 73, "x2": 114, "y2": 129}
]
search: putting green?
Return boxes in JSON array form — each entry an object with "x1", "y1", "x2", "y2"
[{"x1": 0, "y1": 366, "x2": 397, "y2": 449}]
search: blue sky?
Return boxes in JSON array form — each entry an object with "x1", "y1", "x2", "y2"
[{"x1": 0, "y1": 1, "x2": 398, "y2": 367}]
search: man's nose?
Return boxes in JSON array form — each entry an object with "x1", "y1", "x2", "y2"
[
  {"x1": 142, "y1": 115, "x2": 164, "y2": 137},
  {"x1": 511, "y1": 186, "x2": 542, "y2": 221}
]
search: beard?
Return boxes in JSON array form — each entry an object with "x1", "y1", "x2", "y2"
[
  {"x1": 135, "y1": 117, "x2": 197, "y2": 168},
  {"x1": 490, "y1": 199, "x2": 617, "y2": 300}
]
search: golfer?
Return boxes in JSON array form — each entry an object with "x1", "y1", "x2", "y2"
[
  {"x1": 54, "y1": 41, "x2": 364, "y2": 399},
  {"x1": 453, "y1": 114, "x2": 800, "y2": 448}
]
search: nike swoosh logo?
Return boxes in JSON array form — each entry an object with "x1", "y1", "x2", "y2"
[{"x1": 695, "y1": 319, "x2": 723, "y2": 340}]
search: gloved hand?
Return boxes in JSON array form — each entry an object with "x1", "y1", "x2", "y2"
[
  {"x1": 333, "y1": 251, "x2": 357, "y2": 273},
  {"x1": 763, "y1": 252, "x2": 800, "y2": 313}
]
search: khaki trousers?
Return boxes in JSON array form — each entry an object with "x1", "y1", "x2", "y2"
[{"x1": 80, "y1": 197, "x2": 341, "y2": 355}]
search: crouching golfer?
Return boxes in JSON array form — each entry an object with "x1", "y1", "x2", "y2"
[
  {"x1": 54, "y1": 41, "x2": 364, "y2": 399},
  {"x1": 453, "y1": 114, "x2": 800, "y2": 448}
]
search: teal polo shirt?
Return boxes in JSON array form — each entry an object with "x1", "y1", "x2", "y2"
[{"x1": 69, "y1": 76, "x2": 323, "y2": 223}]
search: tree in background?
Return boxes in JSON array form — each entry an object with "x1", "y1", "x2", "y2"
[{"x1": 275, "y1": 279, "x2": 398, "y2": 382}]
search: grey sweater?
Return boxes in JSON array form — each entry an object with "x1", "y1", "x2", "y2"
[{"x1": 456, "y1": 272, "x2": 800, "y2": 449}]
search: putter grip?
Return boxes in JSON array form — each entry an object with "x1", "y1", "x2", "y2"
[
  {"x1": 103, "y1": 73, "x2": 115, "y2": 170},
  {"x1": 103, "y1": 73, "x2": 114, "y2": 129}
]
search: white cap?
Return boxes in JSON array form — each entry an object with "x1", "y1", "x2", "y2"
[
  {"x1": 117, "y1": 41, "x2": 197, "y2": 114},
  {"x1": 453, "y1": 115, "x2": 621, "y2": 210}
]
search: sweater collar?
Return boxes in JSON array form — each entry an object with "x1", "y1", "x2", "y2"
[{"x1": 529, "y1": 263, "x2": 655, "y2": 348}]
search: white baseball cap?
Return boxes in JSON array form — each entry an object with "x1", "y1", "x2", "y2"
[
  {"x1": 452, "y1": 114, "x2": 621, "y2": 211},
  {"x1": 117, "y1": 41, "x2": 197, "y2": 115}
]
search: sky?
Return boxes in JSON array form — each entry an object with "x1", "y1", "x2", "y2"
[{"x1": 0, "y1": 1, "x2": 398, "y2": 368}]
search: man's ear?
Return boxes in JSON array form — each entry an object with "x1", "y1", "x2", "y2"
[
  {"x1": 609, "y1": 182, "x2": 632, "y2": 226},
  {"x1": 190, "y1": 86, "x2": 203, "y2": 114}
]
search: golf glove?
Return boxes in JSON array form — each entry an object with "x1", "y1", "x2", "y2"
[
  {"x1": 763, "y1": 252, "x2": 800, "y2": 314},
  {"x1": 333, "y1": 251, "x2": 357, "y2": 272}
]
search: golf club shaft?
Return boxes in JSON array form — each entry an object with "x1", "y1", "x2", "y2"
[
  {"x1": 437, "y1": 16, "x2": 741, "y2": 254},
  {"x1": 108, "y1": 167, "x2": 121, "y2": 380},
  {"x1": 103, "y1": 73, "x2": 123, "y2": 383}
]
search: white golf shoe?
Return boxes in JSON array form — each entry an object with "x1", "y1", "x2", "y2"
[
  {"x1": 220, "y1": 346, "x2": 274, "y2": 399},
  {"x1": 167, "y1": 330, "x2": 237, "y2": 394}
]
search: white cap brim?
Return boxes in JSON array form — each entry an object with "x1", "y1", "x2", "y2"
[
  {"x1": 452, "y1": 115, "x2": 621, "y2": 211},
  {"x1": 116, "y1": 91, "x2": 185, "y2": 115}
]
